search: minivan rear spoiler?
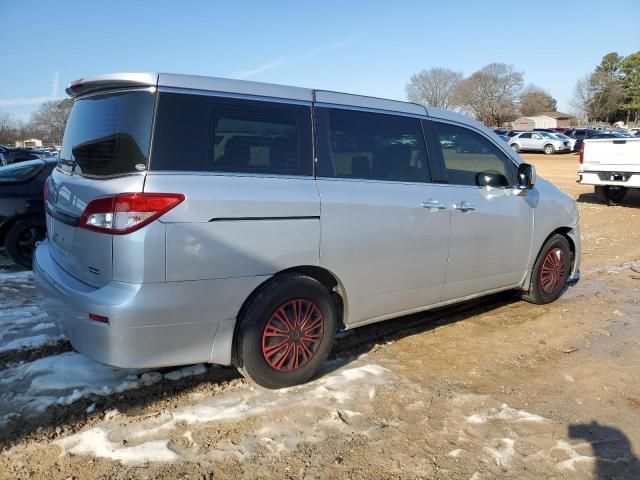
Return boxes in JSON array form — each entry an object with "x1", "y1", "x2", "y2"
[{"x1": 66, "y1": 73, "x2": 159, "y2": 97}]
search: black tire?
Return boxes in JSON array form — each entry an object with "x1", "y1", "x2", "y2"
[
  {"x1": 4, "y1": 217, "x2": 46, "y2": 269},
  {"x1": 521, "y1": 234, "x2": 572, "y2": 305},
  {"x1": 544, "y1": 144, "x2": 555, "y2": 155},
  {"x1": 234, "y1": 273, "x2": 337, "y2": 389},
  {"x1": 511, "y1": 143, "x2": 520, "y2": 153},
  {"x1": 595, "y1": 185, "x2": 627, "y2": 205}
]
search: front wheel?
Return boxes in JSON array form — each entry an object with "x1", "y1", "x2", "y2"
[
  {"x1": 544, "y1": 144, "x2": 555, "y2": 155},
  {"x1": 510, "y1": 143, "x2": 520, "y2": 153},
  {"x1": 521, "y1": 234, "x2": 572, "y2": 305},
  {"x1": 235, "y1": 274, "x2": 337, "y2": 389},
  {"x1": 4, "y1": 217, "x2": 46, "y2": 269}
]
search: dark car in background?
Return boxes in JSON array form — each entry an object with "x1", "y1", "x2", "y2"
[
  {"x1": 567, "y1": 129, "x2": 605, "y2": 151},
  {"x1": 0, "y1": 145, "x2": 42, "y2": 165},
  {"x1": 0, "y1": 159, "x2": 55, "y2": 268}
]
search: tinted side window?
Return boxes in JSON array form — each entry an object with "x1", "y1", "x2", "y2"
[
  {"x1": 317, "y1": 108, "x2": 430, "y2": 183},
  {"x1": 151, "y1": 93, "x2": 312, "y2": 176},
  {"x1": 519, "y1": 133, "x2": 532, "y2": 139},
  {"x1": 432, "y1": 122, "x2": 514, "y2": 187}
]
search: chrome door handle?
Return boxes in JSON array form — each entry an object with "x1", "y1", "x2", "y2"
[
  {"x1": 453, "y1": 201, "x2": 476, "y2": 212},
  {"x1": 421, "y1": 200, "x2": 447, "y2": 210}
]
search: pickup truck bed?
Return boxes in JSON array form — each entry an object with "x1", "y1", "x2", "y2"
[{"x1": 578, "y1": 137, "x2": 640, "y2": 203}]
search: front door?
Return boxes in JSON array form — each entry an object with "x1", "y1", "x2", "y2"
[{"x1": 428, "y1": 121, "x2": 534, "y2": 301}]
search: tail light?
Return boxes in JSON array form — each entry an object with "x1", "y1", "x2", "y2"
[
  {"x1": 579, "y1": 143, "x2": 584, "y2": 164},
  {"x1": 79, "y1": 193, "x2": 185, "y2": 235}
]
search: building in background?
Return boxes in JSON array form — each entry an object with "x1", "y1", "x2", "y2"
[
  {"x1": 512, "y1": 112, "x2": 574, "y2": 131},
  {"x1": 15, "y1": 138, "x2": 43, "y2": 148}
]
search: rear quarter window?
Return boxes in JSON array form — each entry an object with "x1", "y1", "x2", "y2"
[
  {"x1": 59, "y1": 90, "x2": 155, "y2": 177},
  {"x1": 151, "y1": 93, "x2": 313, "y2": 176}
]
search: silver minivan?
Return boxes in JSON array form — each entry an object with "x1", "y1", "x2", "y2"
[{"x1": 34, "y1": 73, "x2": 581, "y2": 388}]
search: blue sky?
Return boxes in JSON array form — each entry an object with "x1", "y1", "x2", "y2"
[{"x1": 1, "y1": 0, "x2": 639, "y2": 121}]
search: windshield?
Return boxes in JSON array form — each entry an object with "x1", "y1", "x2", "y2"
[
  {"x1": 59, "y1": 90, "x2": 155, "y2": 177},
  {"x1": 553, "y1": 133, "x2": 569, "y2": 140},
  {"x1": 538, "y1": 132, "x2": 555, "y2": 138}
]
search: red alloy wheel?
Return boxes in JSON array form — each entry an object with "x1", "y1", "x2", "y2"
[
  {"x1": 540, "y1": 247, "x2": 567, "y2": 294},
  {"x1": 261, "y1": 299, "x2": 324, "y2": 372}
]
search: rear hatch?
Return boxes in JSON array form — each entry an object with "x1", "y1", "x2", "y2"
[
  {"x1": 46, "y1": 88, "x2": 155, "y2": 287},
  {"x1": 582, "y1": 138, "x2": 640, "y2": 173}
]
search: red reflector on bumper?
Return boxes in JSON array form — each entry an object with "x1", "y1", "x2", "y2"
[{"x1": 88, "y1": 313, "x2": 109, "y2": 323}]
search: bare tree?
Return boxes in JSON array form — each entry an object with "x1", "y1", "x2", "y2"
[
  {"x1": 520, "y1": 85, "x2": 557, "y2": 116},
  {"x1": 571, "y1": 72, "x2": 623, "y2": 123},
  {"x1": 0, "y1": 110, "x2": 21, "y2": 146},
  {"x1": 29, "y1": 98, "x2": 73, "y2": 145},
  {"x1": 455, "y1": 63, "x2": 524, "y2": 126},
  {"x1": 405, "y1": 67, "x2": 463, "y2": 109}
]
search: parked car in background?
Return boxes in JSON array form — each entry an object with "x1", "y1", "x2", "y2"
[
  {"x1": 0, "y1": 146, "x2": 40, "y2": 164},
  {"x1": 567, "y1": 129, "x2": 600, "y2": 152},
  {"x1": 34, "y1": 72, "x2": 581, "y2": 389},
  {"x1": 578, "y1": 137, "x2": 640, "y2": 204},
  {"x1": 551, "y1": 132, "x2": 576, "y2": 151},
  {"x1": 506, "y1": 130, "x2": 525, "y2": 137},
  {"x1": 493, "y1": 128, "x2": 510, "y2": 136},
  {"x1": 0, "y1": 159, "x2": 55, "y2": 268},
  {"x1": 498, "y1": 134, "x2": 510, "y2": 142},
  {"x1": 552, "y1": 127, "x2": 571, "y2": 135},
  {"x1": 509, "y1": 131, "x2": 571, "y2": 154}
]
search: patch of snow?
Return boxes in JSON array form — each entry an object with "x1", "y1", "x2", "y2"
[
  {"x1": 163, "y1": 364, "x2": 207, "y2": 381},
  {"x1": 0, "y1": 333, "x2": 65, "y2": 354},
  {"x1": 0, "y1": 270, "x2": 32, "y2": 281},
  {"x1": 56, "y1": 363, "x2": 391, "y2": 464},
  {"x1": 0, "y1": 351, "x2": 207, "y2": 425},
  {"x1": 448, "y1": 448, "x2": 462, "y2": 457},
  {"x1": 60, "y1": 428, "x2": 179, "y2": 465},
  {"x1": 553, "y1": 440, "x2": 596, "y2": 470},
  {"x1": 484, "y1": 437, "x2": 515, "y2": 466},
  {"x1": 467, "y1": 403, "x2": 546, "y2": 424}
]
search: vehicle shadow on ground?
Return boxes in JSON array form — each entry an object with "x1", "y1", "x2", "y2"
[
  {"x1": 0, "y1": 291, "x2": 517, "y2": 448},
  {"x1": 569, "y1": 421, "x2": 640, "y2": 479},
  {"x1": 576, "y1": 189, "x2": 640, "y2": 208}
]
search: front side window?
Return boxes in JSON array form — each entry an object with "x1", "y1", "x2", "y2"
[
  {"x1": 317, "y1": 108, "x2": 430, "y2": 183},
  {"x1": 432, "y1": 122, "x2": 514, "y2": 187},
  {"x1": 151, "y1": 93, "x2": 312, "y2": 176},
  {"x1": 59, "y1": 90, "x2": 155, "y2": 177}
]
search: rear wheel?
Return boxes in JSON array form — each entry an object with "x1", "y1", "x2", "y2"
[
  {"x1": 521, "y1": 234, "x2": 572, "y2": 305},
  {"x1": 544, "y1": 144, "x2": 555, "y2": 155},
  {"x1": 4, "y1": 217, "x2": 46, "y2": 269},
  {"x1": 235, "y1": 274, "x2": 337, "y2": 389},
  {"x1": 595, "y1": 185, "x2": 627, "y2": 205}
]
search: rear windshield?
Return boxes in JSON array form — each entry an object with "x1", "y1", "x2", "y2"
[{"x1": 59, "y1": 90, "x2": 155, "y2": 177}]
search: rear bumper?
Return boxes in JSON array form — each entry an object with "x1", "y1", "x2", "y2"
[
  {"x1": 577, "y1": 170, "x2": 640, "y2": 187},
  {"x1": 33, "y1": 240, "x2": 265, "y2": 368}
]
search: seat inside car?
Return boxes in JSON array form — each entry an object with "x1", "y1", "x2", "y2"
[{"x1": 351, "y1": 155, "x2": 371, "y2": 178}]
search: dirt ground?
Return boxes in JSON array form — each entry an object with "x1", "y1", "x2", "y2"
[{"x1": 1, "y1": 152, "x2": 640, "y2": 479}]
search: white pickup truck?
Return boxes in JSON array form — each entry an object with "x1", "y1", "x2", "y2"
[{"x1": 578, "y1": 137, "x2": 640, "y2": 204}]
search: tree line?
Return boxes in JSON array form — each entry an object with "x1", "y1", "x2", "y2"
[
  {"x1": 0, "y1": 98, "x2": 73, "y2": 147},
  {"x1": 571, "y1": 51, "x2": 640, "y2": 124},
  {"x1": 406, "y1": 64, "x2": 557, "y2": 126},
  {"x1": 406, "y1": 50, "x2": 639, "y2": 127}
]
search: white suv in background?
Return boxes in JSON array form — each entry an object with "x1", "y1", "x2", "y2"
[{"x1": 510, "y1": 131, "x2": 571, "y2": 154}]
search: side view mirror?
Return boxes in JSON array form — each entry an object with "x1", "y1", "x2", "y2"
[{"x1": 517, "y1": 163, "x2": 536, "y2": 190}]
